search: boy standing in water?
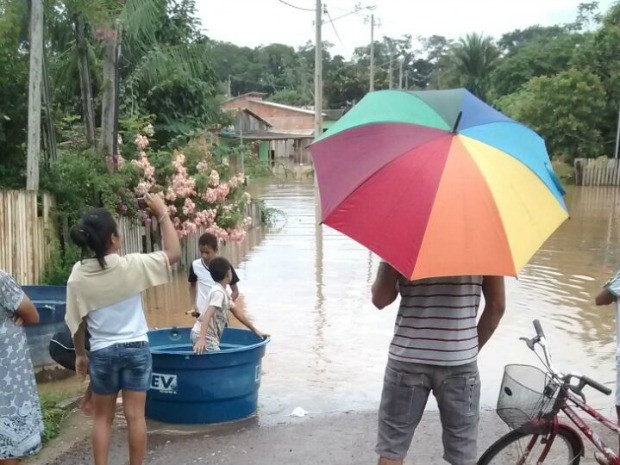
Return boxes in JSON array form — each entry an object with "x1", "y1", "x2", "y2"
[
  {"x1": 191, "y1": 257, "x2": 267, "y2": 354},
  {"x1": 187, "y1": 232, "x2": 240, "y2": 317}
]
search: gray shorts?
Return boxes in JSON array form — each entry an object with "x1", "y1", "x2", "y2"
[{"x1": 376, "y1": 358, "x2": 480, "y2": 465}]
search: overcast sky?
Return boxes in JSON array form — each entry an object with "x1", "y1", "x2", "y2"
[{"x1": 196, "y1": 0, "x2": 614, "y2": 58}]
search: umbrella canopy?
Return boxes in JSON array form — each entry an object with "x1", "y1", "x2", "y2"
[{"x1": 310, "y1": 89, "x2": 568, "y2": 280}]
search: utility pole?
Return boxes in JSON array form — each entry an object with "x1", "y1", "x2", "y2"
[
  {"x1": 388, "y1": 54, "x2": 394, "y2": 89},
  {"x1": 27, "y1": 0, "x2": 43, "y2": 190},
  {"x1": 398, "y1": 58, "x2": 404, "y2": 89},
  {"x1": 239, "y1": 123, "x2": 245, "y2": 174},
  {"x1": 314, "y1": 0, "x2": 323, "y2": 139},
  {"x1": 369, "y1": 13, "x2": 374, "y2": 91},
  {"x1": 615, "y1": 102, "x2": 620, "y2": 160},
  {"x1": 227, "y1": 75, "x2": 232, "y2": 98}
]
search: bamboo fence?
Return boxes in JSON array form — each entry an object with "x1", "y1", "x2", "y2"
[{"x1": 0, "y1": 190, "x2": 54, "y2": 284}]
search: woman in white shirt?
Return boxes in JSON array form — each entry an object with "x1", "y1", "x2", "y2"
[{"x1": 65, "y1": 193, "x2": 180, "y2": 465}]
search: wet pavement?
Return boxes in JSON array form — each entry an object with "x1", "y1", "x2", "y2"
[{"x1": 30, "y1": 408, "x2": 616, "y2": 465}]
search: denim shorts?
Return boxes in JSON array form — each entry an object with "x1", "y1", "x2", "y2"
[
  {"x1": 376, "y1": 358, "x2": 480, "y2": 465},
  {"x1": 88, "y1": 341, "x2": 152, "y2": 395}
]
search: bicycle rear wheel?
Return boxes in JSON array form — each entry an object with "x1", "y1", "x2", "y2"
[{"x1": 478, "y1": 427, "x2": 582, "y2": 465}]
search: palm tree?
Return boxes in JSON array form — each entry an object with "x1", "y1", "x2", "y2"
[
  {"x1": 451, "y1": 33, "x2": 499, "y2": 100},
  {"x1": 49, "y1": 0, "x2": 214, "y2": 158}
]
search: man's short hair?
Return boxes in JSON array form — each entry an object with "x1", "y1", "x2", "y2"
[
  {"x1": 198, "y1": 232, "x2": 218, "y2": 250},
  {"x1": 209, "y1": 257, "x2": 231, "y2": 282}
]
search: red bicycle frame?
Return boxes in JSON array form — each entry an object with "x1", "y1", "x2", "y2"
[
  {"x1": 562, "y1": 391, "x2": 620, "y2": 464},
  {"x1": 521, "y1": 390, "x2": 620, "y2": 465}
]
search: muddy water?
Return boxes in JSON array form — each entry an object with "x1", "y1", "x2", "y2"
[
  {"x1": 141, "y1": 183, "x2": 620, "y2": 419},
  {"x1": 43, "y1": 183, "x2": 620, "y2": 420}
]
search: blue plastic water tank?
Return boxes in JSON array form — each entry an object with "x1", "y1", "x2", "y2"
[
  {"x1": 22, "y1": 285, "x2": 67, "y2": 368},
  {"x1": 146, "y1": 327, "x2": 269, "y2": 424}
]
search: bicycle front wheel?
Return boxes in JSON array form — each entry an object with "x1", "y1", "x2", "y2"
[{"x1": 478, "y1": 427, "x2": 582, "y2": 465}]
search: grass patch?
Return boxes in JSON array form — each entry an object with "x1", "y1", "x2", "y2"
[{"x1": 38, "y1": 393, "x2": 71, "y2": 444}]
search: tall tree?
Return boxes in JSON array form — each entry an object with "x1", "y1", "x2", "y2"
[
  {"x1": 0, "y1": 0, "x2": 30, "y2": 187},
  {"x1": 576, "y1": 2, "x2": 620, "y2": 152},
  {"x1": 491, "y1": 33, "x2": 584, "y2": 98},
  {"x1": 497, "y1": 68, "x2": 607, "y2": 160},
  {"x1": 416, "y1": 35, "x2": 453, "y2": 90},
  {"x1": 450, "y1": 33, "x2": 499, "y2": 100},
  {"x1": 74, "y1": 13, "x2": 96, "y2": 147}
]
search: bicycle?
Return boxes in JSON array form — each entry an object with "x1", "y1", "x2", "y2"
[{"x1": 478, "y1": 319, "x2": 620, "y2": 465}]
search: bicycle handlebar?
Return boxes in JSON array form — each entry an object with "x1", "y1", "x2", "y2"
[
  {"x1": 533, "y1": 319, "x2": 545, "y2": 339},
  {"x1": 524, "y1": 320, "x2": 611, "y2": 397},
  {"x1": 580, "y1": 375, "x2": 612, "y2": 396}
]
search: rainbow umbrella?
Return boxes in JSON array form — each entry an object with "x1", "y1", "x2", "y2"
[{"x1": 309, "y1": 89, "x2": 568, "y2": 279}]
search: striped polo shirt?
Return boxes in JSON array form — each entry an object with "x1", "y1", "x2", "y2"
[{"x1": 389, "y1": 275, "x2": 483, "y2": 366}]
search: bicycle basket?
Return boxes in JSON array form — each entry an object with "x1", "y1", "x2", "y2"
[{"x1": 496, "y1": 364, "x2": 557, "y2": 430}]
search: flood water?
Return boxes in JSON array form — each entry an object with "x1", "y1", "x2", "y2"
[
  {"x1": 142, "y1": 182, "x2": 620, "y2": 419},
  {"x1": 41, "y1": 182, "x2": 620, "y2": 420}
]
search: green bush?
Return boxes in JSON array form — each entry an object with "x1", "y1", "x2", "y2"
[
  {"x1": 39, "y1": 394, "x2": 68, "y2": 444},
  {"x1": 40, "y1": 240, "x2": 81, "y2": 285},
  {"x1": 256, "y1": 199, "x2": 286, "y2": 227}
]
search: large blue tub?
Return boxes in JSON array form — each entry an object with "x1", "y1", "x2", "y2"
[
  {"x1": 21, "y1": 285, "x2": 67, "y2": 371},
  {"x1": 146, "y1": 327, "x2": 269, "y2": 424}
]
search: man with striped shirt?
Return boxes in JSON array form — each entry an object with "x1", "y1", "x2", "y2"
[{"x1": 372, "y1": 262, "x2": 505, "y2": 465}]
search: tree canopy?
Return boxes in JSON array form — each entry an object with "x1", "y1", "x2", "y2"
[{"x1": 1, "y1": 0, "x2": 619, "y2": 188}]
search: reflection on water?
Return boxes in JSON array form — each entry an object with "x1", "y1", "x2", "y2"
[{"x1": 43, "y1": 183, "x2": 620, "y2": 418}]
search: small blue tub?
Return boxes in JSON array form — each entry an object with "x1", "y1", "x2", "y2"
[
  {"x1": 22, "y1": 285, "x2": 67, "y2": 369},
  {"x1": 146, "y1": 327, "x2": 269, "y2": 424}
]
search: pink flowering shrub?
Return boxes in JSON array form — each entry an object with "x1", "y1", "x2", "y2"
[{"x1": 116, "y1": 129, "x2": 252, "y2": 242}]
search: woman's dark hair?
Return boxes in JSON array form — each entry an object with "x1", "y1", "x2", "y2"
[
  {"x1": 208, "y1": 257, "x2": 231, "y2": 282},
  {"x1": 69, "y1": 208, "x2": 118, "y2": 269},
  {"x1": 198, "y1": 232, "x2": 218, "y2": 251}
]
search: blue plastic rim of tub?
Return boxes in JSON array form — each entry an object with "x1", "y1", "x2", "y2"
[
  {"x1": 21, "y1": 285, "x2": 68, "y2": 368},
  {"x1": 146, "y1": 326, "x2": 269, "y2": 425},
  {"x1": 22, "y1": 285, "x2": 67, "y2": 325}
]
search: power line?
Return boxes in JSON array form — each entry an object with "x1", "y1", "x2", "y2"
[
  {"x1": 322, "y1": 3, "x2": 375, "y2": 24},
  {"x1": 277, "y1": 0, "x2": 316, "y2": 12},
  {"x1": 324, "y1": 7, "x2": 345, "y2": 48}
]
